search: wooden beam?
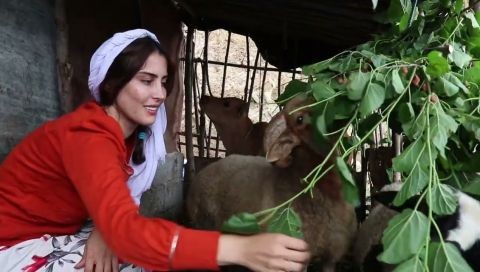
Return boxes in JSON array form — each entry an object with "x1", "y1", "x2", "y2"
[{"x1": 55, "y1": 0, "x2": 73, "y2": 113}]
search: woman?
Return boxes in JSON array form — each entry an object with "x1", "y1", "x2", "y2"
[{"x1": 0, "y1": 29, "x2": 310, "y2": 271}]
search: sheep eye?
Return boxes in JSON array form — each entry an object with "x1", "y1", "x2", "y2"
[
  {"x1": 223, "y1": 101, "x2": 230, "y2": 107},
  {"x1": 296, "y1": 115, "x2": 304, "y2": 125}
]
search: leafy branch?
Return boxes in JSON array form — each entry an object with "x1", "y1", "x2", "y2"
[{"x1": 221, "y1": 1, "x2": 480, "y2": 269}]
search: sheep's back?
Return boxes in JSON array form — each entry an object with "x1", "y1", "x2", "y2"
[{"x1": 186, "y1": 155, "x2": 282, "y2": 229}]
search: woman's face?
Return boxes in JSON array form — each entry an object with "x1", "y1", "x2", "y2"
[{"x1": 107, "y1": 51, "x2": 168, "y2": 136}]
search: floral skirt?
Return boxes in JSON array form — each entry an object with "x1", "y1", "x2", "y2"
[{"x1": 0, "y1": 222, "x2": 144, "y2": 272}]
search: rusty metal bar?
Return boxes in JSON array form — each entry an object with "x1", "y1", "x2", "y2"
[
  {"x1": 198, "y1": 31, "x2": 209, "y2": 157},
  {"x1": 244, "y1": 36, "x2": 250, "y2": 101},
  {"x1": 179, "y1": 58, "x2": 301, "y2": 73},
  {"x1": 247, "y1": 51, "x2": 260, "y2": 113},
  {"x1": 184, "y1": 27, "x2": 196, "y2": 179},
  {"x1": 259, "y1": 59, "x2": 268, "y2": 122},
  {"x1": 214, "y1": 31, "x2": 232, "y2": 157}
]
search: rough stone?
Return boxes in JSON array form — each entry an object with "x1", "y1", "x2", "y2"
[
  {"x1": 0, "y1": 0, "x2": 60, "y2": 162},
  {"x1": 140, "y1": 152, "x2": 185, "y2": 221}
]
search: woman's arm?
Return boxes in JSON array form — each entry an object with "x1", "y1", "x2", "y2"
[
  {"x1": 218, "y1": 233, "x2": 311, "y2": 272},
  {"x1": 62, "y1": 133, "x2": 219, "y2": 270}
]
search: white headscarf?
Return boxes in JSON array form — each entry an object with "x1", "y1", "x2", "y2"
[{"x1": 88, "y1": 29, "x2": 167, "y2": 205}]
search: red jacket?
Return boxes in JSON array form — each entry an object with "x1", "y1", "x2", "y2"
[{"x1": 0, "y1": 101, "x2": 220, "y2": 270}]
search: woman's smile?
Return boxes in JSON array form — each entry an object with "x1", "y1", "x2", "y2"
[{"x1": 144, "y1": 105, "x2": 160, "y2": 115}]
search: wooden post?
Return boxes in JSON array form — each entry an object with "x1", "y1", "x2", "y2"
[{"x1": 55, "y1": 0, "x2": 73, "y2": 113}]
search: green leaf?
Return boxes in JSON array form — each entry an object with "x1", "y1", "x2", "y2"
[
  {"x1": 372, "y1": 0, "x2": 378, "y2": 10},
  {"x1": 312, "y1": 100, "x2": 335, "y2": 131},
  {"x1": 379, "y1": 209, "x2": 429, "y2": 264},
  {"x1": 336, "y1": 157, "x2": 360, "y2": 206},
  {"x1": 360, "y1": 50, "x2": 375, "y2": 58},
  {"x1": 267, "y1": 207, "x2": 303, "y2": 239},
  {"x1": 402, "y1": 106, "x2": 427, "y2": 139},
  {"x1": 311, "y1": 71, "x2": 336, "y2": 82},
  {"x1": 357, "y1": 113, "x2": 382, "y2": 139},
  {"x1": 439, "y1": 17, "x2": 458, "y2": 40},
  {"x1": 397, "y1": 0, "x2": 413, "y2": 32},
  {"x1": 453, "y1": 0, "x2": 463, "y2": 14},
  {"x1": 392, "y1": 69, "x2": 405, "y2": 94},
  {"x1": 315, "y1": 111, "x2": 328, "y2": 136},
  {"x1": 463, "y1": 177, "x2": 480, "y2": 196},
  {"x1": 454, "y1": 152, "x2": 480, "y2": 172},
  {"x1": 328, "y1": 55, "x2": 359, "y2": 73},
  {"x1": 393, "y1": 138, "x2": 426, "y2": 173},
  {"x1": 467, "y1": 35, "x2": 480, "y2": 57},
  {"x1": 398, "y1": 102, "x2": 415, "y2": 123},
  {"x1": 371, "y1": 54, "x2": 390, "y2": 68},
  {"x1": 450, "y1": 49, "x2": 472, "y2": 68},
  {"x1": 276, "y1": 80, "x2": 308, "y2": 105},
  {"x1": 459, "y1": 114, "x2": 480, "y2": 141},
  {"x1": 302, "y1": 60, "x2": 331, "y2": 75},
  {"x1": 359, "y1": 83, "x2": 385, "y2": 115},
  {"x1": 445, "y1": 171, "x2": 480, "y2": 190},
  {"x1": 393, "y1": 256, "x2": 425, "y2": 272},
  {"x1": 430, "y1": 104, "x2": 458, "y2": 158},
  {"x1": 333, "y1": 97, "x2": 357, "y2": 120},
  {"x1": 465, "y1": 11, "x2": 480, "y2": 29},
  {"x1": 453, "y1": 97, "x2": 465, "y2": 108},
  {"x1": 427, "y1": 183, "x2": 458, "y2": 215},
  {"x1": 434, "y1": 77, "x2": 459, "y2": 97},
  {"x1": 464, "y1": 63, "x2": 480, "y2": 85},
  {"x1": 393, "y1": 164, "x2": 429, "y2": 206},
  {"x1": 347, "y1": 71, "x2": 370, "y2": 101},
  {"x1": 427, "y1": 242, "x2": 474, "y2": 272},
  {"x1": 386, "y1": 0, "x2": 406, "y2": 24},
  {"x1": 414, "y1": 33, "x2": 434, "y2": 50},
  {"x1": 426, "y1": 51, "x2": 450, "y2": 78},
  {"x1": 444, "y1": 73, "x2": 468, "y2": 93},
  {"x1": 221, "y1": 213, "x2": 261, "y2": 234},
  {"x1": 310, "y1": 81, "x2": 336, "y2": 100}
]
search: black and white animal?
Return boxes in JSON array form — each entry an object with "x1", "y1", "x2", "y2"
[
  {"x1": 436, "y1": 191, "x2": 480, "y2": 270},
  {"x1": 355, "y1": 183, "x2": 480, "y2": 271}
]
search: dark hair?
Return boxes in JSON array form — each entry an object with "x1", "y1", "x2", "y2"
[{"x1": 99, "y1": 37, "x2": 171, "y2": 165}]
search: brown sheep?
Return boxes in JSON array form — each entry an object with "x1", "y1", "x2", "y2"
[
  {"x1": 199, "y1": 95, "x2": 267, "y2": 156},
  {"x1": 187, "y1": 94, "x2": 357, "y2": 272}
]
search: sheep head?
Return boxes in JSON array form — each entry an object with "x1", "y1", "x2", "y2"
[
  {"x1": 265, "y1": 94, "x2": 322, "y2": 168},
  {"x1": 199, "y1": 95, "x2": 250, "y2": 127}
]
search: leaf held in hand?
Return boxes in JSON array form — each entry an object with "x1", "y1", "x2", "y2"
[{"x1": 221, "y1": 213, "x2": 261, "y2": 234}]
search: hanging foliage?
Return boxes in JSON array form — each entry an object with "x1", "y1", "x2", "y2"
[{"x1": 222, "y1": 0, "x2": 480, "y2": 269}]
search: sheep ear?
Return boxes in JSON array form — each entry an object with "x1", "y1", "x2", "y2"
[
  {"x1": 264, "y1": 112, "x2": 286, "y2": 151},
  {"x1": 265, "y1": 131, "x2": 301, "y2": 168},
  {"x1": 264, "y1": 112, "x2": 301, "y2": 167}
]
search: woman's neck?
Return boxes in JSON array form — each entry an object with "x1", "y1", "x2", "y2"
[{"x1": 104, "y1": 105, "x2": 137, "y2": 138}]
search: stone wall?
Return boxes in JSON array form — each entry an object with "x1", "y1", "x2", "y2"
[
  {"x1": 0, "y1": 0, "x2": 60, "y2": 162},
  {"x1": 140, "y1": 152, "x2": 185, "y2": 221}
]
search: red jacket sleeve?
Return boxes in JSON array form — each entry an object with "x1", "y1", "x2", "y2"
[{"x1": 62, "y1": 127, "x2": 220, "y2": 270}]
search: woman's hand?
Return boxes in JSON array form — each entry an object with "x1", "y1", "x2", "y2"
[
  {"x1": 217, "y1": 233, "x2": 311, "y2": 272},
  {"x1": 74, "y1": 227, "x2": 119, "y2": 272}
]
